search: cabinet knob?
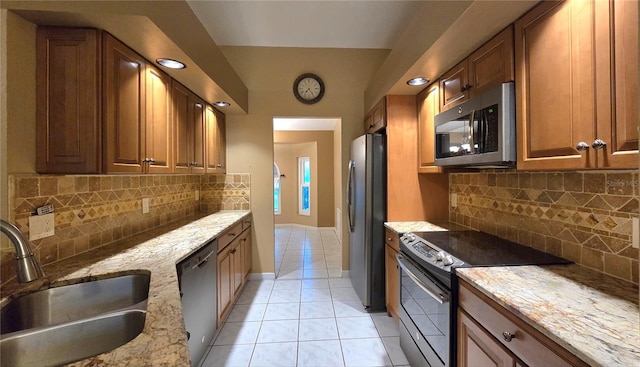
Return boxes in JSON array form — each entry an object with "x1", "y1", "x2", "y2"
[
  {"x1": 576, "y1": 142, "x2": 589, "y2": 152},
  {"x1": 149, "y1": 157, "x2": 155, "y2": 163},
  {"x1": 216, "y1": 164, "x2": 223, "y2": 168},
  {"x1": 387, "y1": 237, "x2": 392, "y2": 242},
  {"x1": 502, "y1": 331, "x2": 515, "y2": 342},
  {"x1": 460, "y1": 84, "x2": 472, "y2": 92},
  {"x1": 592, "y1": 139, "x2": 606, "y2": 150},
  {"x1": 191, "y1": 161, "x2": 199, "y2": 166}
]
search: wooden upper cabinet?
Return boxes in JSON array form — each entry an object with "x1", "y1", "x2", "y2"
[
  {"x1": 440, "y1": 26, "x2": 514, "y2": 112},
  {"x1": 595, "y1": 0, "x2": 638, "y2": 169},
  {"x1": 206, "y1": 105, "x2": 227, "y2": 173},
  {"x1": 145, "y1": 65, "x2": 173, "y2": 173},
  {"x1": 468, "y1": 25, "x2": 515, "y2": 97},
  {"x1": 515, "y1": 0, "x2": 632, "y2": 171},
  {"x1": 36, "y1": 28, "x2": 101, "y2": 174},
  {"x1": 440, "y1": 60, "x2": 469, "y2": 111},
  {"x1": 103, "y1": 33, "x2": 147, "y2": 173},
  {"x1": 172, "y1": 80, "x2": 191, "y2": 173},
  {"x1": 417, "y1": 83, "x2": 443, "y2": 173},
  {"x1": 191, "y1": 95, "x2": 206, "y2": 173},
  {"x1": 364, "y1": 97, "x2": 386, "y2": 133}
]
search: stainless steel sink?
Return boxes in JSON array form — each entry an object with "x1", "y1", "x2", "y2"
[{"x1": 0, "y1": 272, "x2": 151, "y2": 367}]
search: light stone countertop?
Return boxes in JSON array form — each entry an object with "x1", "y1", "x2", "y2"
[
  {"x1": 385, "y1": 220, "x2": 639, "y2": 367},
  {"x1": 1, "y1": 210, "x2": 251, "y2": 366},
  {"x1": 457, "y1": 265, "x2": 639, "y2": 367}
]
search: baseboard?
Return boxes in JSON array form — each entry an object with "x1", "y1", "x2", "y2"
[
  {"x1": 275, "y1": 223, "x2": 336, "y2": 231},
  {"x1": 248, "y1": 272, "x2": 276, "y2": 280},
  {"x1": 341, "y1": 270, "x2": 350, "y2": 278}
]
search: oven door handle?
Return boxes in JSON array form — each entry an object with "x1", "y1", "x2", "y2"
[{"x1": 396, "y1": 254, "x2": 448, "y2": 305}]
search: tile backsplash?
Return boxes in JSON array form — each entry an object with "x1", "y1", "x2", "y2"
[
  {"x1": 1, "y1": 173, "x2": 250, "y2": 285},
  {"x1": 450, "y1": 170, "x2": 639, "y2": 284}
]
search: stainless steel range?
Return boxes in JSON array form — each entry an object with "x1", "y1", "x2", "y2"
[{"x1": 396, "y1": 230, "x2": 571, "y2": 367}]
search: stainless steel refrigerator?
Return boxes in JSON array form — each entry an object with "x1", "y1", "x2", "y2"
[{"x1": 347, "y1": 133, "x2": 386, "y2": 312}]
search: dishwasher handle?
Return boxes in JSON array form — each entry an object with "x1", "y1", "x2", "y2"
[{"x1": 191, "y1": 249, "x2": 215, "y2": 270}]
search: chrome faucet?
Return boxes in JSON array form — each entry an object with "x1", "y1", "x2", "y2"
[{"x1": 1, "y1": 219, "x2": 45, "y2": 283}]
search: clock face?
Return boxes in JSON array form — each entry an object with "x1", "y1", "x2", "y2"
[{"x1": 294, "y1": 73, "x2": 324, "y2": 104}]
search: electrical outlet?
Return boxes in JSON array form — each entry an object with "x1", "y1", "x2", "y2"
[
  {"x1": 29, "y1": 213, "x2": 55, "y2": 241},
  {"x1": 195, "y1": 190, "x2": 200, "y2": 201},
  {"x1": 451, "y1": 193, "x2": 458, "y2": 208},
  {"x1": 632, "y1": 217, "x2": 639, "y2": 249},
  {"x1": 142, "y1": 198, "x2": 150, "y2": 214}
]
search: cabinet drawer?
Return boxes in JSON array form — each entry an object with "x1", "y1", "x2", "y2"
[
  {"x1": 217, "y1": 222, "x2": 243, "y2": 252},
  {"x1": 241, "y1": 218, "x2": 252, "y2": 232},
  {"x1": 459, "y1": 280, "x2": 581, "y2": 367},
  {"x1": 385, "y1": 229, "x2": 400, "y2": 252}
]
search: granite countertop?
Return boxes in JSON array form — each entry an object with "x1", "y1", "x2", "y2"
[
  {"x1": 457, "y1": 265, "x2": 640, "y2": 367},
  {"x1": 384, "y1": 221, "x2": 451, "y2": 233},
  {"x1": 0, "y1": 210, "x2": 251, "y2": 366}
]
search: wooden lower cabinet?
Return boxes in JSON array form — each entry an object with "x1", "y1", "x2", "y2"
[
  {"x1": 458, "y1": 310, "x2": 518, "y2": 367},
  {"x1": 216, "y1": 244, "x2": 233, "y2": 326},
  {"x1": 458, "y1": 280, "x2": 588, "y2": 367},
  {"x1": 384, "y1": 245, "x2": 399, "y2": 320},
  {"x1": 384, "y1": 229, "x2": 400, "y2": 320},
  {"x1": 216, "y1": 218, "x2": 252, "y2": 326}
]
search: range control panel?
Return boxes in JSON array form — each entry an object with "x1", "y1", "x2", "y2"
[{"x1": 400, "y1": 233, "x2": 464, "y2": 272}]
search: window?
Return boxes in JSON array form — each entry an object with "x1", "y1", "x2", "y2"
[
  {"x1": 298, "y1": 157, "x2": 310, "y2": 216},
  {"x1": 273, "y1": 163, "x2": 281, "y2": 215}
]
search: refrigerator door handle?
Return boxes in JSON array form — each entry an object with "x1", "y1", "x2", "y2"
[{"x1": 347, "y1": 160, "x2": 355, "y2": 232}]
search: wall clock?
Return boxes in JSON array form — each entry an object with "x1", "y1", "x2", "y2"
[{"x1": 293, "y1": 73, "x2": 324, "y2": 104}]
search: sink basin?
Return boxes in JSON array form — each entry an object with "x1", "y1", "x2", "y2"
[{"x1": 0, "y1": 272, "x2": 151, "y2": 366}]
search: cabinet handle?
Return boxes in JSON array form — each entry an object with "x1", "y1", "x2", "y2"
[
  {"x1": 230, "y1": 249, "x2": 237, "y2": 254},
  {"x1": 502, "y1": 331, "x2": 515, "y2": 342},
  {"x1": 592, "y1": 139, "x2": 606, "y2": 150},
  {"x1": 576, "y1": 142, "x2": 589, "y2": 152},
  {"x1": 460, "y1": 84, "x2": 472, "y2": 92},
  {"x1": 216, "y1": 164, "x2": 223, "y2": 168}
]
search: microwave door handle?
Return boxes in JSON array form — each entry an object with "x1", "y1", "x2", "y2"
[
  {"x1": 479, "y1": 109, "x2": 486, "y2": 153},
  {"x1": 468, "y1": 110, "x2": 475, "y2": 154},
  {"x1": 396, "y1": 254, "x2": 448, "y2": 305}
]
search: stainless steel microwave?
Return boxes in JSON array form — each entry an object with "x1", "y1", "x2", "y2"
[{"x1": 434, "y1": 82, "x2": 515, "y2": 167}]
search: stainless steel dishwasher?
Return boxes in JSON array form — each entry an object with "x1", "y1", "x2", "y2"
[{"x1": 177, "y1": 239, "x2": 217, "y2": 366}]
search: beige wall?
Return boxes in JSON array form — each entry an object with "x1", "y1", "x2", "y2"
[
  {"x1": 274, "y1": 142, "x2": 317, "y2": 226},
  {"x1": 223, "y1": 46, "x2": 388, "y2": 272},
  {"x1": 274, "y1": 130, "x2": 334, "y2": 228}
]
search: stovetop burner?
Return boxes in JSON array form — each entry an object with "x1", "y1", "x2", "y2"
[{"x1": 400, "y1": 230, "x2": 572, "y2": 280}]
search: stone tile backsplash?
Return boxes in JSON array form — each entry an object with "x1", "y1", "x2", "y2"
[
  {"x1": 1, "y1": 173, "x2": 250, "y2": 285},
  {"x1": 450, "y1": 170, "x2": 639, "y2": 284}
]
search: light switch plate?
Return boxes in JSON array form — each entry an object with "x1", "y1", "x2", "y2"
[
  {"x1": 142, "y1": 198, "x2": 150, "y2": 214},
  {"x1": 29, "y1": 213, "x2": 55, "y2": 241},
  {"x1": 451, "y1": 193, "x2": 458, "y2": 208},
  {"x1": 195, "y1": 190, "x2": 200, "y2": 201},
  {"x1": 632, "y1": 217, "x2": 639, "y2": 249}
]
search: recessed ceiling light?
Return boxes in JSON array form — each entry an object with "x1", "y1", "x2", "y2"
[
  {"x1": 214, "y1": 101, "x2": 231, "y2": 107},
  {"x1": 156, "y1": 58, "x2": 186, "y2": 69},
  {"x1": 406, "y1": 77, "x2": 429, "y2": 86}
]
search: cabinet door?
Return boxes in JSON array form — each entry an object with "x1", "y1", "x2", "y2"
[
  {"x1": 458, "y1": 310, "x2": 516, "y2": 367},
  {"x1": 468, "y1": 25, "x2": 514, "y2": 98},
  {"x1": 172, "y1": 81, "x2": 192, "y2": 173},
  {"x1": 205, "y1": 106, "x2": 226, "y2": 173},
  {"x1": 232, "y1": 239, "x2": 244, "y2": 297},
  {"x1": 440, "y1": 60, "x2": 469, "y2": 111},
  {"x1": 36, "y1": 28, "x2": 101, "y2": 174},
  {"x1": 145, "y1": 65, "x2": 173, "y2": 173},
  {"x1": 242, "y1": 229, "x2": 252, "y2": 279},
  {"x1": 417, "y1": 84, "x2": 443, "y2": 173},
  {"x1": 191, "y1": 95, "x2": 206, "y2": 173},
  {"x1": 385, "y1": 245, "x2": 399, "y2": 320},
  {"x1": 595, "y1": 0, "x2": 638, "y2": 169},
  {"x1": 365, "y1": 98, "x2": 386, "y2": 133},
  {"x1": 103, "y1": 33, "x2": 146, "y2": 173},
  {"x1": 217, "y1": 246, "x2": 233, "y2": 326},
  {"x1": 515, "y1": 0, "x2": 597, "y2": 170}
]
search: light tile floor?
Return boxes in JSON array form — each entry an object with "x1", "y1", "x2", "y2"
[{"x1": 200, "y1": 225, "x2": 409, "y2": 367}]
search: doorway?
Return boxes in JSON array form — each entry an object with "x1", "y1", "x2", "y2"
[{"x1": 272, "y1": 117, "x2": 342, "y2": 278}]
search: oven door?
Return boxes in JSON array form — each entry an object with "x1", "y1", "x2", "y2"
[{"x1": 396, "y1": 253, "x2": 451, "y2": 367}]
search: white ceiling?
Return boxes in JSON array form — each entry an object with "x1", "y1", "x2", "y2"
[{"x1": 186, "y1": 0, "x2": 423, "y2": 49}]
